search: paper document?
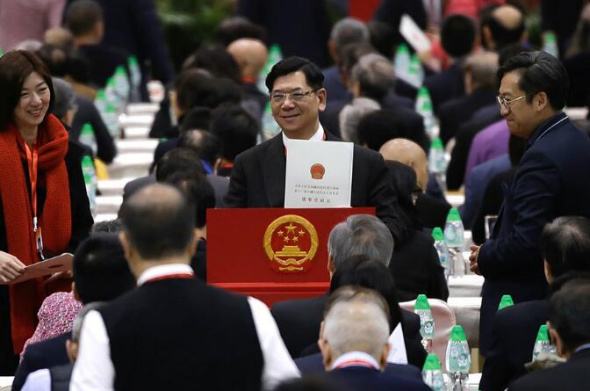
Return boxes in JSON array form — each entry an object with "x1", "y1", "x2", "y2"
[
  {"x1": 400, "y1": 14, "x2": 431, "y2": 52},
  {"x1": 284, "y1": 140, "x2": 354, "y2": 208},
  {"x1": 1, "y1": 253, "x2": 73, "y2": 285}
]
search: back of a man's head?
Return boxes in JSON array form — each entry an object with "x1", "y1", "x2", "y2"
[
  {"x1": 321, "y1": 286, "x2": 391, "y2": 367},
  {"x1": 210, "y1": 104, "x2": 259, "y2": 162},
  {"x1": 155, "y1": 148, "x2": 206, "y2": 183},
  {"x1": 214, "y1": 16, "x2": 267, "y2": 47},
  {"x1": 483, "y1": 5, "x2": 525, "y2": 50},
  {"x1": 441, "y1": 14, "x2": 476, "y2": 59},
  {"x1": 351, "y1": 53, "x2": 395, "y2": 102},
  {"x1": 542, "y1": 216, "x2": 590, "y2": 280},
  {"x1": 463, "y1": 51, "x2": 499, "y2": 91},
  {"x1": 379, "y1": 138, "x2": 429, "y2": 191},
  {"x1": 549, "y1": 278, "x2": 590, "y2": 355},
  {"x1": 51, "y1": 77, "x2": 76, "y2": 122},
  {"x1": 66, "y1": 0, "x2": 103, "y2": 37},
  {"x1": 178, "y1": 129, "x2": 223, "y2": 167},
  {"x1": 73, "y1": 233, "x2": 136, "y2": 304},
  {"x1": 330, "y1": 18, "x2": 370, "y2": 52},
  {"x1": 119, "y1": 184, "x2": 196, "y2": 261},
  {"x1": 327, "y1": 215, "x2": 393, "y2": 271},
  {"x1": 356, "y1": 109, "x2": 410, "y2": 151}
]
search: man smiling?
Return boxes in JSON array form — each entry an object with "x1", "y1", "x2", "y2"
[
  {"x1": 225, "y1": 57, "x2": 407, "y2": 245},
  {"x1": 468, "y1": 51, "x2": 590, "y2": 356}
]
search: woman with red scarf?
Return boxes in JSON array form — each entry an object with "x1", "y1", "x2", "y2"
[{"x1": 0, "y1": 51, "x2": 93, "y2": 374}]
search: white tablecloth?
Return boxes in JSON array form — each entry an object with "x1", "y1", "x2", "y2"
[
  {"x1": 0, "y1": 376, "x2": 13, "y2": 387},
  {"x1": 448, "y1": 275, "x2": 484, "y2": 297},
  {"x1": 448, "y1": 297, "x2": 482, "y2": 348}
]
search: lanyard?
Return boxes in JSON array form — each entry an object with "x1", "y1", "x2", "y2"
[{"x1": 24, "y1": 141, "x2": 44, "y2": 259}]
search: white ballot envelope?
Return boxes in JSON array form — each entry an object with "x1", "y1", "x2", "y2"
[
  {"x1": 1, "y1": 253, "x2": 73, "y2": 285},
  {"x1": 400, "y1": 14, "x2": 431, "y2": 53},
  {"x1": 284, "y1": 140, "x2": 354, "y2": 208}
]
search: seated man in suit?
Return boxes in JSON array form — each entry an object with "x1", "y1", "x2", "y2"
[
  {"x1": 71, "y1": 184, "x2": 299, "y2": 391},
  {"x1": 12, "y1": 233, "x2": 136, "y2": 391},
  {"x1": 319, "y1": 286, "x2": 430, "y2": 391},
  {"x1": 225, "y1": 56, "x2": 407, "y2": 245},
  {"x1": 271, "y1": 215, "x2": 426, "y2": 367},
  {"x1": 508, "y1": 277, "x2": 590, "y2": 391},
  {"x1": 479, "y1": 216, "x2": 590, "y2": 391}
]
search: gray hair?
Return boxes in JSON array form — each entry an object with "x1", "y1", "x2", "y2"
[
  {"x1": 51, "y1": 77, "x2": 76, "y2": 120},
  {"x1": 328, "y1": 214, "x2": 394, "y2": 270},
  {"x1": 463, "y1": 51, "x2": 499, "y2": 90},
  {"x1": 351, "y1": 53, "x2": 396, "y2": 101},
  {"x1": 339, "y1": 97, "x2": 380, "y2": 144},
  {"x1": 330, "y1": 18, "x2": 370, "y2": 50},
  {"x1": 323, "y1": 286, "x2": 390, "y2": 359},
  {"x1": 71, "y1": 302, "x2": 105, "y2": 342}
]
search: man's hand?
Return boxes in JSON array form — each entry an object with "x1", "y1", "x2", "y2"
[
  {"x1": 469, "y1": 244, "x2": 482, "y2": 275},
  {"x1": 0, "y1": 251, "x2": 25, "y2": 283}
]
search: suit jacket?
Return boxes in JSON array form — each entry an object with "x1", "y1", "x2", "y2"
[
  {"x1": 271, "y1": 293, "x2": 427, "y2": 368},
  {"x1": 478, "y1": 113, "x2": 590, "y2": 355},
  {"x1": 225, "y1": 132, "x2": 408, "y2": 244},
  {"x1": 296, "y1": 352, "x2": 423, "y2": 381},
  {"x1": 424, "y1": 61, "x2": 466, "y2": 115},
  {"x1": 508, "y1": 349, "x2": 590, "y2": 391},
  {"x1": 329, "y1": 366, "x2": 430, "y2": 391},
  {"x1": 415, "y1": 192, "x2": 451, "y2": 230},
  {"x1": 438, "y1": 88, "x2": 497, "y2": 145},
  {"x1": 479, "y1": 300, "x2": 549, "y2": 391},
  {"x1": 323, "y1": 66, "x2": 349, "y2": 103},
  {"x1": 71, "y1": 95, "x2": 117, "y2": 164},
  {"x1": 12, "y1": 332, "x2": 71, "y2": 391},
  {"x1": 78, "y1": 44, "x2": 131, "y2": 89}
]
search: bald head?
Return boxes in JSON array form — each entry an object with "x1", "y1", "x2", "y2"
[
  {"x1": 379, "y1": 138, "x2": 429, "y2": 190},
  {"x1": 119, "y1": 183, "x2": 196, "y2": 261},
  {"x1": 484, "y1": 5, "x2": 525, "y2": 50},
  {"x1": 227, "y1": 38, "x2": 268, "y2": 80},
  {"x1": 493, "y1": 5, "x2": 523, "y2": 30}
]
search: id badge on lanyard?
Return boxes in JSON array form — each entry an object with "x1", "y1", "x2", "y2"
[{"x1": 25, "y1": 141, "x2": 45, "y2": 260}]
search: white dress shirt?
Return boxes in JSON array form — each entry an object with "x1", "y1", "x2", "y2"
[
  {"x1": 282, "y1": 123, "x2": 325, "y2": 149},
  {"x1": 22, "y1": 368, "x2": 51, "y2": 391},
  {"x1": 71, "y1": 264, "x2": 300, "y2": 391}
]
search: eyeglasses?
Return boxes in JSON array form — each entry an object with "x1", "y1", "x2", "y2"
[
  {"x1": 270, "y1": 89, "x2": 317, "y2": 104},
  {"x1": 496, "y1": 94, "x2": 529, "y2": 111}
]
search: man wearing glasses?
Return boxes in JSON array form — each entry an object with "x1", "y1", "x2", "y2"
[
  {"x1": 469, "y1": 51, "x2": 590, "y2": 358},
  {"x1": 225, "y1": 56, "x2": 407, "y2": 245}
]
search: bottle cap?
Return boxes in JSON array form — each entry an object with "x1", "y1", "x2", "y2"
[
  {"x1": 107, "y1": 77, "x2": 115, "y2": 88},
  {"x1": 414, "y1": 294, "x2": 431, "y2": 310},
  {"x1": 81, "y1": 123, "x2": 93, "y2": 134},
  {"x1": 418, "y1": 86, "x2": 431, "y2": 99},
  {"x1": 431, "y1": 137, "x2": 443, "y2": 150},
  {"x1": 128, "y1": 56, "x2": 138, "y2": 66},
  {"x1": 446, "y1": 207, "x2": 462, "y2": 223},
  {"x1": 115, "y1": 65, "x2": 126, "y2": 76},
  {"x1": 432, "y1": 227, "x2": 444, "y2": 241},
  {"x1": 81, "y1": 155, "x2": 93, "y2": 165},
  {"x1": 498, "y1": 295, "x2": 514, "y2": 310},
  {"x1": 450, "y1": 325, "x2": 467, "y2": 342},
  {"x1": 423, "y1": 353, "x2": 442, "y2": 371},
  {"x1": 396, "y1": 43, "x2": 409, "y2": 54},
  {"x1": 96, "y1": 89, "x2": 106, "y2": 100},
  {"x1": 536, "y1": 325, "x2": 550, "y2": 341}
]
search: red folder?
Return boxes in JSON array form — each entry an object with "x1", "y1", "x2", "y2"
[{"x1": 207, "y1": 208, "x2": 375, "y2": 306}]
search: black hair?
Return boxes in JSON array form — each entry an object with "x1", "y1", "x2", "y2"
[
  {"x1": 91, "y1": 219, "x2": 122, "y2": 234},
  {"x1": 0, "y1": 50, "x2": 56, "y2": 130},
  {"x1": 367, "y1": 21, "x2": 395, "y2": 59},
  {"x1": 265, "y1": 56, "x2": 324, "y2": 93},
  {"x1": 178, "y1": 129, "x2": 222, "y2": 166},
  {"x1": 119, "y1": 184, "x2": 196, "y2": 260},
  {"x1": 483, "y1": 6, "x2": 525, "y2": 50},
  {"x1": 173, "y1": 69, "x2": 219, "y2": 113},
  {"x1": 542, "y1": 216, "x2": 590, "y2": 278},
  {"x1": 65, "y1": 0, "x2": 103, "y2": 37},
  {"x1": 214, "y1": 17, "x2": 267, "y2": 47},
  {"x1": 549, "y1": 278, "x2": 590, "y2": 352},
  {"x1": 441, "y1": 14, "x2": 476, "y2": 58},
  {"x1": 384, "y1": 160, "x2": 419, "y2": 231},
  {"x1": 155, "y1": 148, "x2": 206, "y2": 183},
  {"x1": 165, "y1": 175, "x2": 216, "y2": 229},
  {"x1": 179, "y1": 107, "x2": 211, "y2": 133},
  {"x1": 183, "y1": 44, "x2": 242, "y2": 84},
  {"x1": 498, "y1": 51, "x2": 569, "y2": 110},
  {"x1": 356, "y1": 110, "x2": 412, "y2": 151},
  {"x1": 498, "y1": 43, "x2": 531, "y2": 67},
  {"x1": 339, "y1": 42, "x2": 376, "y2": 72},
  {"x1": 210, "y1": 104, "x2": 259, "y2": 162},
  {"x1": 73, "y1": 233, "x2": 136, "y2": 304},
  {"x1": 329, "y1": 254, "x2": 403, "y2": 334}
]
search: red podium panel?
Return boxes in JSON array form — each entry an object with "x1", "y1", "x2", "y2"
[{"x1": 207, "y1": 208, "x2": 375, "y2": 306}]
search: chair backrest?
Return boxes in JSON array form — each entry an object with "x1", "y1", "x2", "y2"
[{"x1": 400, "y1": 298, "x2": 456, "y2": 371}]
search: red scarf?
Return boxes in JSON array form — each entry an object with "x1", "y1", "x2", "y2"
[{"x1": 0, "y1": 114, "x2": 71, "y2": 353}]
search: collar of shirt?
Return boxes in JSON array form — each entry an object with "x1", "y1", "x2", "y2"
[
  {"x1": 137, "y1": 264, "x2": 194, "y2": 286},
  {"x1": 282, "y1": 123, "x2": 325, "y2": 149},
  {"x1": 527, "y1": 111, "x2": 569, "y2": 148},
  {"x1": 575, "y1": 343, "x2": 590, "y2": 354},
  {"x1": 331, "y1": 351, "x2": 380, "y2": 370}
]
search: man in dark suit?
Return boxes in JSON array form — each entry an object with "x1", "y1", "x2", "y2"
[
  {"x1": 12, "y1": 233, "x2": 136, "y2": 391},
  {"x1": 225, "y1": 56, "x2": 407, "y2": 245},
  {"x1": 438, "y1": 51, "x2": 499, "y2": 145},
  {"x1": 469, "y1": 51, "x2": 590, "y2": 357},
  {"x1": 71, "y1": 184, "x2": 299, "y2": 391},
  {"x1": 271, "y1": 215, "x2": 426, "y2": 367},
  {"x1": 424, "y1": 14, "x2": 476, "y2": 115},
  {"x1": 479, "y1": 216, "x2": 590, "y2": 391},
  {"x1": 507, "y1": 278, "x2": 590, "y2": 391},
  {"x1": 318, "y1": 286, "x2": 430, "y2": 391}
]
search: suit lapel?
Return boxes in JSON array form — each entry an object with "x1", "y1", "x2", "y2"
[{"x1": 259, "y1": 134, "x2": 286, "y2": 207}]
